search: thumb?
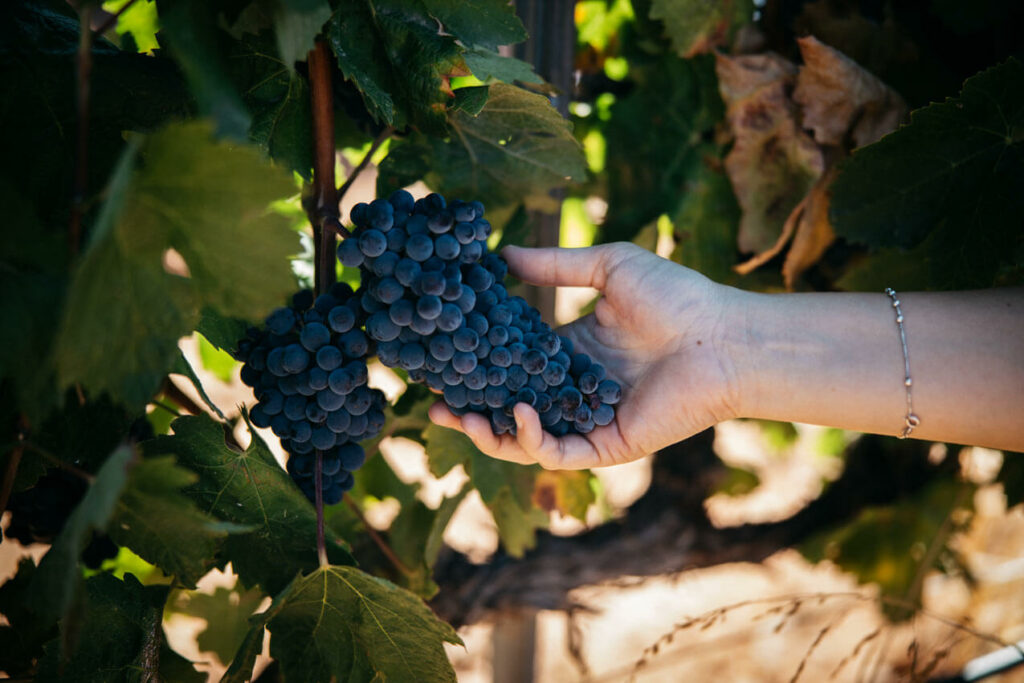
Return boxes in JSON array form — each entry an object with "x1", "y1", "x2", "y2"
[{"x1": 501, "y1": 244, "x2": 619, "y2": 290}]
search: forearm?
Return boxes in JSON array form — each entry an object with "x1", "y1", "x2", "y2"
[{"x1": 727, "y1": 287, "x2": 1024, "y2": 451}]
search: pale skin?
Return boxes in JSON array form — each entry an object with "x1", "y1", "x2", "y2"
[{"x1": 427, "y1": 243, "x2": 1024, "y2": 469}]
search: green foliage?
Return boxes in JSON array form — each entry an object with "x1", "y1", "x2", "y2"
[
  {"x1": 29, "y1": 446, "x2": 134, "y2": 624},
  {"x1": 649, "y1": 0, "x2": 753, "y2": 57},
  {"x1": 107, "y1": 456, "x2": 243, "y2": 587},
  {"x1": 37, "y1": 572, "x2": 203, "y2": 683},
  {"x1": 800, "y1": 478, "x2": 972, "y2": 618},
  {"x1": 0, "y1": 560, "x2": 54, "y2": 677},
  {"x1": 102, "y1": 0, "x2": 160, "y2": 53},
  {"x1": 831, "y1": 59, "x2": 1024, "y2": 290},
  {"x1": 328, "y1": 0, "x2": 464, "y2": 133},
  {"x1": 6, "y1": 0, "x2": 1021, "y2": 677},
  {"x1": 56, "y1": 121, "x2": 298, "y2": 409},
  {"x1": 378, "y1": 83, "x2": 586, "y2": 215},
  {"x1": 600, "y1": 54, "x2": 724, "y2": 242},
  {"x1": 232, "y1": 566, "x2": 462, "y2": 683},
  {"x1": 227, "y1": 30, "x2": 317, "y2": 177},
  {"x1": 145, "y1": 414, "x2": 356, "y2": 593},
  {"x1": 669, "y1": 155, "x2": 742, "y2": 285}
]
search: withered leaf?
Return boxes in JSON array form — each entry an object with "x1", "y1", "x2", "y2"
[
  {"x1": 793, "y1": 36, "x2": 906, "y2": 148},
  {"x1": 716, "y1": 53, "x2": 824, "y2": 254}
]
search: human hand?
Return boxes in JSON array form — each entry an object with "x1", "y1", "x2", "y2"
[{"x1": 428, "y1": 243, "x2": 743, "y2": 469}]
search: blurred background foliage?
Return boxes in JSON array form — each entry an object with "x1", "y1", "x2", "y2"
[{"x1": 1, "y1": 0, "x2": 1022, "y2": 679}]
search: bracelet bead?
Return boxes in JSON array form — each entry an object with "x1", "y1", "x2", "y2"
[{"x1": 885, "y1": 288, "x2": 919, "y2": 438}]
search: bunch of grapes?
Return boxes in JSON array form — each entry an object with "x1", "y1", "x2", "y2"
[
  {"x1": 340, "y1": 190, "x2": 621, "y2": 437},
  {"x1": 236, "y1": 285, "x2": 387, "y2": 504}
]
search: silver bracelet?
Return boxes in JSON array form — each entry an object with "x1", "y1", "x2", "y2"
[{"x1": 884, "y1": 288, "x2": 920, "y2": 438}]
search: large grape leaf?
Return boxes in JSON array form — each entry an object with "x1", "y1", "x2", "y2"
[
  {"x1": 830, "y1": 59, "x2": 1024, "y2": 256},
  {"x1": 229, "y1": 566, "x2": 461, "y2": 683},
  {"x1": 144, "y1": 414, "x2": 356, "y2": 594},
  {"x1": 463, "y1": 48, "x2": 543, "y2": 84},
  {"x1": 56, "y1": 121, "x2": 298, "y2": 409},
  {"x1": 379, "y1": 83, "x2": 586, "y2": 213},
  {"x1": 1, "y1": 1, "x2": 191, "y2": 416},
  {"x1": 649, "y1": 0, "x2": 753, "y2": 57},
  {"x1": 225, "y1": 30, "x2": 315, "y2": 177},
  {"x1": 107, "y1": 456, "x2": 244, "y2": 588},
  {"x1": 419, "y1": 0, "x2": 527, "y2": 51},
  {"x1": 37, "y1": 573, "x2": 203, "y2": 683},
  {"x1": 327, "y1": 0, "x2": 463, "y2": 133},
  {"x1": 28, "y1": 446, "x2": 134, "y2": 624}
]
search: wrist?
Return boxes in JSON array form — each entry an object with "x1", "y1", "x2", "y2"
[{"x1": 704, "y1": 284, "x2": 756, "y2": 424}]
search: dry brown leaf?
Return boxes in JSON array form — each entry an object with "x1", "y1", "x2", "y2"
[
  {"x1": 734, "y1": 194, "x2": 805, "y2": 275},
  {"x1": 715, "y1": 52, "x2": 824, "y2": 254},
  {"x1": 793, "y1": 35, "x2": 906, "y2": 148},
  {"x1": 782, "y1": 166, "x2": 838, "y2": 289}
]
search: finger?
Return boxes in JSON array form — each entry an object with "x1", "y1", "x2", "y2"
[
  {"x1": 512, "y1": 403, "x2": 548, "y2": 454},
  {"x1": 501, "y1": 245, "x2": 618, "y2": 290},
  {"x1": 428, "y1": 402, "x2": 461, "y2": 429},
  {"x1": 460, "y1": 413, "x2": 536, "y2": 465}
]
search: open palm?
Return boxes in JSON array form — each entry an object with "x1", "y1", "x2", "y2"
[{"x1": 428, "y1": 243, "x2": 742, "y2": 469}]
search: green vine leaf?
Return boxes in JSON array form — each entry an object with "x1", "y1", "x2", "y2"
[
  {"x1": 232, "y1": 566, "x2": 462, "y2": 683},
  {"x1": 38, "y1": 573, "x2": 203, "y2": 683},
  {"x1": 378, "y1": 83, "x2": 586, "y2": 213},
  {"x1": 144, "y1": 414, "x2": 356, "y2": 595},
  {"x1": 107, "y1": 456, "x2": 246, "y2": 588},
  {"x1": 419, "y1": 0, "x2": 527, "y2": 51},
  {"x1": 463, "y1": 48, "x2": 543, "y2": 84},
  {"x1": 227, "y1": 31, "x2": 316, "y2": 178},
  {"x1": 173, "y1": 350, "x2": 228, "y2": 420},
  {"x1": 56, "y1": 121, "x2": 298, "y2": 409},
  {"x1": 831, "y1": 58, "x2": 1024, "y2": 288},
  {"x1": 327, "y1": 0, "x2": 463, "y2": 133}
]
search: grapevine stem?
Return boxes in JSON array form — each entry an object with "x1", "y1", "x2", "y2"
[
  {"x1": 94, "y1": 0, "x2": 142, "y2": 37},
  {"x1": 314, "y1": 450, "x2": 328, "y2": 567},
  {"x1": 69, "y1": 5, "x2": 94, "y2": 256},
  {"x1": 307, "y1": 40, "x2": 340, "y2": 297},
  {"x1": 344, "y1": 495, "x2": 418, "y2": 578},
  {"x1": 0, "y1": 441, "x2": 23, "y2": 521},
  {"x1": 22, "y1": 442, "x2": 96, "y2": 483},
  {"x1": 336, "y1": 125, "x2": 393, "y2": 204}
]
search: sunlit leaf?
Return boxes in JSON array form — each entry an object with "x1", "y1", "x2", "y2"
[
  {"x1": 144, "y1": 414, "x2": 355, "y2": 594},
  {"x1": 229, "y1": 566, "x2": 461, "y2": 683},
  {"x1": 107, "y1": 456, "x2": 243, "y2": 588}
]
